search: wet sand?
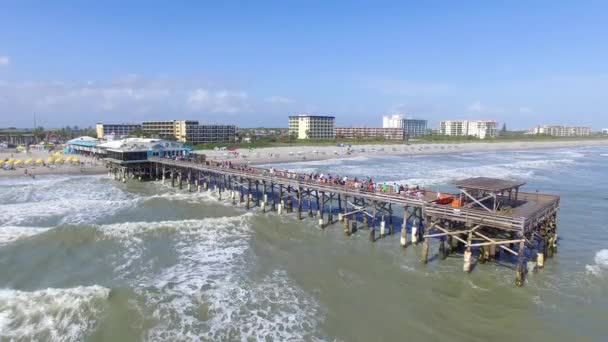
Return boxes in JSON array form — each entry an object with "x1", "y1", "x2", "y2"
[{"x1": 196, "y1": 139, "x2": 608, "y2": 165}]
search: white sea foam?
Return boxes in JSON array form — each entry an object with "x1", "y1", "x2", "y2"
[
  {"x1": 394, "y1": 158, "x2": 576, "y2": 187},
  {"x1": 0, "y1": 285, "x2": 110, "y2": 341},
  {"x1": 95, "y1": 214, "x2": 323, "y2": 340},
  {"x1": 203, "y1": 270, "x2": 323, "y2": 341},
  {"x1": 0, "y1": 226, "x2": 52, "y2": 245},
  {"x1": 585, "y1": 249, "x2": 608, "y2": 277},
  {"x1": 0, "y1": 176, "x2": 140, "y2": 226}
]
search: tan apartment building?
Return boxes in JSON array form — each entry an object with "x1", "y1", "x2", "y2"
[
  {"x1": 335, "y1": 127, "x2": 405, "y2": 140},
  {"x1": 95, "y1": 123, "x2": 141, "y2": 139},
  {"x1": 288, "y1": 115, "x2": 335, "y2": 139},
  {"x1": 440, "y1": 120, "x2": 497, "y2": 139}
]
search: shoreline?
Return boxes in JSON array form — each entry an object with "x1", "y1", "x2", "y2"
[
  {"x1": 1, "y1": 139, "x2": 606, "y2": 177},
  {"x1": 196, "y1": 139, "x2": 608, "y2": 165},
  {"x1": 0, "y1": 151, "x2": 107, "y2": 178}
]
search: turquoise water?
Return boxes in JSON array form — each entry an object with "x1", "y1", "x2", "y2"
[{"x1": 1, "y1": 146, "x2": 607, "y2": 341}]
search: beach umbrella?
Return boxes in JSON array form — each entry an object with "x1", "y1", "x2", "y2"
[
  {"x1": 5, "y1": 159, "x2": 14, "y2": 165},
  {"x1": 47, "y1": 157, "x2": 55, "y2": 163},
  {"x1": 73, "y1": 157, "x2": 80, "y2": 163},
  {"x1": 24, "y1": 158, "x2": 33, "y2": 165},
  {"x1": 14, "y1": 160, "x2": 23, "y2": 166},
  {"x1": 35, "y1": 159, "x2": 44, "y2": 164},
  {"x1": 55, "y1": 157, "x2": 64, "y2": 163},
  {"x1": 53, "y1": 151, "x2": 62, "y2": 157}
]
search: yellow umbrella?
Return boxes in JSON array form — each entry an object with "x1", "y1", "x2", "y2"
[
  {"x1": 5, "y1": 160, "x2": 14, "y2": 165},
  {"x1": 14, "y1": 160, "x2": 23, "y2": 166},
  {"x1": 53, "y1": 151, "x2": 62, "y2": 157},
  {"x1": 73, "y1": 157, "x2": 80, "y2": 163},
  {"x1": 36, "y1": 159, "x2": 44, "y2": 164},
  {"x1": 24, "y1": 158, "x2": 33, "y2": 165},
  {"x1": 55, "y1": 157, "x2": 64, "y2": 164},
  {"x1": 47, "y1": 157, "x2": 55, "y2": 163}
]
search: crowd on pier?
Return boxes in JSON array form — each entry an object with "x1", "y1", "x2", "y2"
[{"x1": 201, "y1": 160, "x2": 429, "y2": 199}]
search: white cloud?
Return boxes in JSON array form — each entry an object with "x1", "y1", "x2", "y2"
[
  {"x1": 0, "y1": 75, "x2": 252, "y2": 126},
  {"x1": 187, "y1": 89, "x2": 249, "y2": 113},
  {"x1": 0, "y1": 55, "x2": 9, "y2": 67},
  {"x1": 467, "y1": 100, "x2": 485, "y2": 113},
  {"x1": 264, "y1": 95, "x2": 293, "y2": 104}
]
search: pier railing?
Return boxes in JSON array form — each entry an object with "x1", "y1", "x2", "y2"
[{"x1": 147, "y1": 157, "x2": 552, "y2": 231}]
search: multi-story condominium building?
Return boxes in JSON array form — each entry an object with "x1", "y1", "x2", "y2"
[
  {"x1": 382, "y1": 115, "x2": 428, "y2": 136},
  {"x1": 440, "y1": 120, "x2": 497, "y2": 139},
  {"x1": 383, "y1": 114, "x2": 405, "y2": 128},
  {"x1": 335, "y1": 127, "x2": 405, "y2": 140},
  {"x1": 183, "y1": 124, "x2": 236, "y2": 144},
  {"x1": 602, "y1": 128, "x2": 608, "y2": 135},
  {"x1": 142, "y1": 120, "x2": 235, "y2": 144},
  {"x1": 530, "y1": 125, "x2": 591, "y2": 137},
  {"x1": 288, "y1": 115, "x2": 335, "y2": 139},
  {"x1": 95, "y1": 123, "x2": 141, "y2": 139},
  {"x1": 141, "y1": 120, "x2": 197, "y2": 139}
]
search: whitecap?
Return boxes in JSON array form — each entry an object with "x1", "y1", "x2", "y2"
[
  {"x1": 0, "y1": 226, "x2": 52, "y2": 245},
  {"x1": 0, "y1": 285, "x2": 110, "y2": 341}
]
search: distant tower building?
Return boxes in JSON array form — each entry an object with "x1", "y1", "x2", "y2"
[
  {"x1": 440, "y1": 120, "x2": 497, "y2": 139},
  {"x1": 382, "y1": 114, "x2": 427, "y2": 136},
  {"x1": 530, "y1": 125, "x2": 591, "y2": 137},
  {"x1": 288, "y1": 115, "x2": 335, "y2": 139}
]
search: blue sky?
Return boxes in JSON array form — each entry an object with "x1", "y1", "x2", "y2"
[{"x1": 1, "y1": 1, "x2": 607, "y2": 130}]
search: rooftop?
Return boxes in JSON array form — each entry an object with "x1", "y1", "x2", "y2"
[
  {"x1": 99, "y1": 138, "x2": 191, "y2": 152},
  {"x1": 289, "y1": 115, "x2": 335, "y2": 119},
  {"x1": 453, "y1": 177, "x2": 526, "y2": 192}
]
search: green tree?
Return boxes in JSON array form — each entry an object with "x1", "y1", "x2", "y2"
[{"x1": 33, "y1": 126, "x2": 45, "y2": 142}]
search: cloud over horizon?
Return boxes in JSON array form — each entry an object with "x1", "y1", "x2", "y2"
[{"x1": 0, "y1": 55, "x2": 9, "y2": 67}]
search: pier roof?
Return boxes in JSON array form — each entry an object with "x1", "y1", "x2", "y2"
[{"x1": 453, "y1": 177, "x2": 526, "y2": 192}]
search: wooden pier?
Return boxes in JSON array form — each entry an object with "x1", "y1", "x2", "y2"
[{"x1": 105, "y1": 157, "x2": 560, "y2": 286}]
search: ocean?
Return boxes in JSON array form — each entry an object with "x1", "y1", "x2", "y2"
[{"x1": 1, "y1": 146, "x2": 608, "y2": 341}]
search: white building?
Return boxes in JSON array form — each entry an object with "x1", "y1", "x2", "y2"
[
  {"x1": 601, "y1": 128, "x2": 608, "y2": 135},
  {"x1": 382, "y1": 115, "x2": 428, "y2": 136},
  {"x1": 288, "y1": 115, "x2": 335, "y2": 139},
  {"x1": 440, "y1": 120, "x2": 497, "y2": 139},
  {"x1": 383, "y1": 115, "x2": 404, "y2": 128},
  {"x1": 530, "y1": 125, "x2": 591, "y2": 137}
]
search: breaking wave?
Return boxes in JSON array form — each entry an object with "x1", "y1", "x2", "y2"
[
  {"x1": 0, "y1": 285, "x2": 110, "y2": 341},
  {"x1": 0, "y1": 226, "x2": 52, "y2": 245}
]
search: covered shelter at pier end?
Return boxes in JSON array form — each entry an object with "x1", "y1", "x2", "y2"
[{"x1": 453, "y1": 177, "x2": 526, "y2": 212}]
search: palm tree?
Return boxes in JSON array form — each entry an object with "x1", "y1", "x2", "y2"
[{"x1": 33, "y1": 126, "x2": 45, "y2": 142}]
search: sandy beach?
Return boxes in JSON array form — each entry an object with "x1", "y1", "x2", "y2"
[
  {"x1": 0, "y1": 150, "x2": 107, "y2": 177},
  {"x1": 196, "y1": 139, "x2": 608, "y2": 165}
]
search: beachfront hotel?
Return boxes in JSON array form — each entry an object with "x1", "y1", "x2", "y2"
[
  {"x1": 440, "y1": 120, "x2": 497, "y2": 139},
  {"x1": 288, "y1": 115, "x2": 335, "y2": 139},
  {"x1": 335, "y1": 127, "x2": 405, "y2": 140},
  {"x1": 382, "y1": 115, "x2": 428, "y2": 137},
  {"x1": 529, "y1": 125, "x2": 591, "y2": 137},
  {"x1": 603, "y1": 128, "x2": 608, "y2": 134},
  {"x1": 95, "y1": 123, "x2": 142, "y2": 139}
]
